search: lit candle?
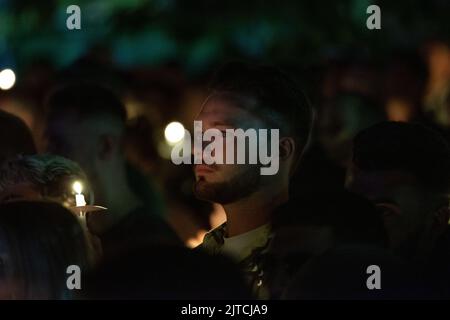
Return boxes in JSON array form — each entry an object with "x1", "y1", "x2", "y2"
[{"x1": 73, "y1": 181, "x2": 86, "y2": 207}]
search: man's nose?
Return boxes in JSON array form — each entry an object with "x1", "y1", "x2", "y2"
[
  {"x1": 191, "y1": 134, "x2": 222, "y2": 161},
  {"x1": 190, "y1": 133, "x2": 204, "y2": 164}
]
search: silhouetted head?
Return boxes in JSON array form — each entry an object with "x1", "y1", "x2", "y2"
[
  {"x1": 267, "y1": 190, "x2": 388, "y2": 299},
  {"x1": 0, "y1": 110, "x2": 36, "y2": 164},
  {"x1": 347, "y1": 121, "x2": 450, "y2": 257},
  {"x1": 271, "y1": 189, "x2": 388, "y2": 257},
  {"x1": 0, "y1": 201, "x2": 92, "y2": 299}
]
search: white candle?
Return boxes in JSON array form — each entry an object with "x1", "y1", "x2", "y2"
[
  {"x1": 75, "y1": 194, "x2": 86, "y2": 207},
  {"x1": 73, "y1": 181, "x2": 86, "y2": 207}
]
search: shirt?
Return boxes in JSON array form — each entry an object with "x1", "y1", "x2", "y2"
[
  {"x1": 221, "y1": 224, "x2": 271, "y2": 262},
  {"x1": 198, "y1": 223, "x2": 273, "y2": 299}
]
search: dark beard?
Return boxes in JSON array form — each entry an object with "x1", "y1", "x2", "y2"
[{"x1": 193, "y1": 166, "x2": 261, "y2": 204}]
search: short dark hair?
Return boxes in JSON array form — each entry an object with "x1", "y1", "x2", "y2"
[
  {"x1": 46, "y1": 82, "x2": 127, "y2": 124},
  {"x1": 0, "y1": 154, "x2": 89, "y2": 203},
  {"x1": 352, "y1": 121, "x2": 450, "y2": 194},
  {"x1": 209, "y1": 62, "x2": 314, "y2": 172}
]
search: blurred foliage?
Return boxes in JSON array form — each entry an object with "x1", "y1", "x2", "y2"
[{"x1": 0, "y1": 0, "x2": 448, "y2": 73}]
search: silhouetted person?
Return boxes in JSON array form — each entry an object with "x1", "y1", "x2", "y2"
[
  {"x1": 347, "y1": 121, "x2": 450, "y2": 297},
  {"x1": 82, "y1": 245, "x2": 251, "y2": 300},
  {"x1": 268, "y1": 190, "x2": 393, "y2": 299},
  {"x1": 0, "y1": 154, "x2": 103, "y2": 260},
  {"x1": 0, "y1": 201, "x2": 93, "y2": 299},
  {"x1": 0, "y1": 110, "x2": 36, "y2": 164},
  {"x1": 45, "y1": 83, "x2": 180, "y2": 259},
  {"x1": 283, "y1": 245, "x2": 411, "y2": 300},
  {"x1": 193, "y1": 62, "x2": 313, "y2": 298}
]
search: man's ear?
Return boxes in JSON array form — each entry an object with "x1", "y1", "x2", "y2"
[
  {"x1": 279, "y1": 137, "x2": 295, "y2": 161},
  {"x1": 98, "y1": 134, "x2": 119, "y2": 161}
]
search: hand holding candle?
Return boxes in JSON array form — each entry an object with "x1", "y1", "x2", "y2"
[{"x1": 70, "y1": 180, "x2": 106, "y2": 218}]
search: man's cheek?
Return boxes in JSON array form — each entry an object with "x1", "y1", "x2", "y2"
[{"x1": 213, "y1": 164, "x2": 236, "y2": 180}]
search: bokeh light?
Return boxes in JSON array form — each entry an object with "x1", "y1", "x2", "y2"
[
  {"x1": 0, "y1": 69, "x2": 16, "y2": 90},
  {"x1": 164, "y1": 121, "x2": 185, "y2": 145}
]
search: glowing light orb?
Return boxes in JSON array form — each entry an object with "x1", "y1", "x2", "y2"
[
  {"x1": 164, "y1": 121, "x2": 185, "y2": 145},
  {"x1": 0, "y1": 69, "x2": 16, "y2": 90}
]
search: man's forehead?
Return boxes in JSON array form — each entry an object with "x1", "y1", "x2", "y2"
[
  {"x1": 48, "y1": 112, "x2": 81, "y2": 131},
  {"x1": 48, "y1": 113, "x2": 120, "y2": 136},
  {"x1": 196, "y1": 95, "x2": 260, "y2": 126},
  {"x1": 47, "y1": 120, "x2": 83, "y2": 143}
]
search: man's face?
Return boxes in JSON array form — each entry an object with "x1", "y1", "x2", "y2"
[
  {"x1": 346, "y1": 165, "x2": 434, "y2": 252},
  {"x1": 45, "y1": 114, "x2": 96, "y2": 179},
  {"x1": 193, "y1": 96, "x2": 266, "y2": 204}
]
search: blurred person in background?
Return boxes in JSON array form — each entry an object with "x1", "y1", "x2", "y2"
[
  {"x1": 0, "y1": 110, "x2": 36, "y2": 164},
  {"x1": 320, "y1": 56, "x2": 378, "y2": 101},
  {"x1": 383, "y1": 52, "x2": 428, "y2": 122},
  {"x1": 318, "y1": 93, "x2": 385, "y2": 168},
  {"x1": 122, "y1": 71, "x2": 218, "y2": 247},
  {"x1": 0, "y1": 201, "x2": 93, "y2": 299},
  {"x1": 193, "y1": 62, "x2": 313, "y2": 298},
  {"x1": 347, "y1": 121, "x2": 450, "y2": 298},
  {"x1": 0, "y1": 154, "x2": 90, "y2": 206},
  {"x1": 282, "y1": 245, "x2": 412, "y2": 300},
  {"x1": 123, "y1": 116, "x2": 166, "y2": 218},
  {"x1": 45, "y1": 82, "x2": 181, "y2": 259},
  {"x1": 0, "y1": 154, "x2": 102, "y2": 261},
  {"x1": 267, "y1": 189, "x2": 396, "y2": 299},
  {"x1": 423, "y1": 41, "x2": 450, "y2": 128}
]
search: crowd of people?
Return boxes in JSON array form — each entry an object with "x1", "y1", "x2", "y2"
[{"x1": 0, "y1": 42, "x2": 450, "y2": 299}]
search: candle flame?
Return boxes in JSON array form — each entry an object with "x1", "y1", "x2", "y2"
[{"x1": 73, "y1": 181, "x2": 83, "y2": 194}]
